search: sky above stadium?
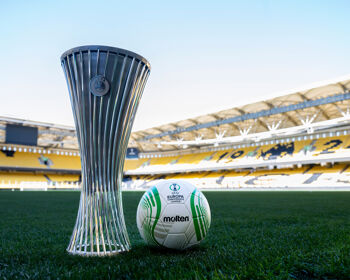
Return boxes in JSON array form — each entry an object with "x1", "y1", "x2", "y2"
[{"x1": 0, "y1": 0, "x2": 350, "y2": 131}]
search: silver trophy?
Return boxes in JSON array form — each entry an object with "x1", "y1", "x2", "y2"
[{"x1": 61, "y1": 45, "x2": 151, "y2": 256}]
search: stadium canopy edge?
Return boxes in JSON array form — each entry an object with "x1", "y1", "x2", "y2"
[{"x1": 143, "y1": 91, "x2": 350, "y2": 140}]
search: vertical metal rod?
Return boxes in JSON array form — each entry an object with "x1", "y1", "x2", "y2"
[{"x1": 61, "y1": 45, "x2": 151, "y2": 256}]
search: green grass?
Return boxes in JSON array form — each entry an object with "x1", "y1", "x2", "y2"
[{"x1": 0, "y1": 191, "x2": 350, "y2": 279}]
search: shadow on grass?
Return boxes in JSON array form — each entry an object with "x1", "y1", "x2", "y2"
[
  {"x1": 131, "y1": 243, "x2": 209, "y2": 256},
  {"x1": 63, "y1": 243, "x2": 209, "y2": 262}
]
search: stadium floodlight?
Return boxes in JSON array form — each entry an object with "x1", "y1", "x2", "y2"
[{"x1": 61, "y1": 45, "x2": 151, "y2": 256}]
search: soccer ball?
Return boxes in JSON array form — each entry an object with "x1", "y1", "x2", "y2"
[{"x1": 136, "y1": 180, "x2": 211, "y2": 250}]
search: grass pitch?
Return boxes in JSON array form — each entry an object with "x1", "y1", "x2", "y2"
[{"x1": 0, "y1": 191, "x2": 350, "y2": 279}]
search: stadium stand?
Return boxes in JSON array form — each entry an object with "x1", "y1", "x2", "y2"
[
  {"x1": 125, "y1": 134, "x2": 350, "y2": 170},
  {"x1": 0, "y1": 150, "x2": 80, "y2": 170},
  {"x1": 1, "y1": 75, "x2": 350, "y2": 190},
  {"x1": 0, "y1": 122, "x2": 81, "y2": 189},
  {"x1": 122, "y1": 75, "x2": 350, "y2": 190}
]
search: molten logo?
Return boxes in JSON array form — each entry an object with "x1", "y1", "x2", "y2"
[{"x1": 163, "y1": 215, "x2": 189, "y2": 222}]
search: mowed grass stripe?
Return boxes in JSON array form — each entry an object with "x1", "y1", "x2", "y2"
[{"x1": 0, "y1": 191, "x2": 350, "y2": 279}]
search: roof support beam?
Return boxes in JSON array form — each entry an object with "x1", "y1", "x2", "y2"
[
  {"x1": 297, "y1": 92, "x2": 330, "y2": 119},
  {"x1": 142, "y1": 91, "x2": 350, "y2": 140},
  {"x1": 264, "y1": 99, "x2": 299, "y2": 126}
]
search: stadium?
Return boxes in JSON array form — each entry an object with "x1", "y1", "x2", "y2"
[
  {"x1": 1, "y1": 76, "x2": 350, "y2": 191},
  {"x1": 1, "y1": 75, "x2": 350, "y2": 278},
  {"x1": 2, "y1": 1, "x2": 350, "y2": 279}
]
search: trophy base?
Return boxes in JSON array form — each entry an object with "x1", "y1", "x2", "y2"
[{"x1": 67, "y1": 243, "x2": 130, "y2": 257}]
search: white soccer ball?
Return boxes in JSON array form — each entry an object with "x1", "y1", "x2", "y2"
[{"x1": 136, "y1": 180, "x2": 211, "y2": 250}]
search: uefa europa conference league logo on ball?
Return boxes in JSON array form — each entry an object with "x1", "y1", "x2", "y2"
[
  {"x1": 167, "y1": 183, "x2": 184, "y2": 203},
  {"x1": 137, "y1": 180, "x2": 211, "y2": 250},
  {"x1": 169, "y1": 183, "x2": 180, "y2": 191}
]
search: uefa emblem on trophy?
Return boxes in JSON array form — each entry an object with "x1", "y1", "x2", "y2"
[
  {"x1": 89, "y1": 75, "x2": 110, "y2": 96},
  {"x1": 61, "y1": 45, "x2": 151, "y2": 256}
]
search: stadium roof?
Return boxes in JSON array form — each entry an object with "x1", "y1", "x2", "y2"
[
  {"x1": 1, "y1": 75, "x2": 350, "y2": 153},
  {"x1": 0, "y1": 116, "x2": 77, "y2": 150},
  {"x1": 130, "y1": 75, "x2": 350, "y2": 152}
]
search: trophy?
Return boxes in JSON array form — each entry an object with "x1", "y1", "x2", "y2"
[{"x1": 61, "y1": 45, "x2": 151, "y2": 256}]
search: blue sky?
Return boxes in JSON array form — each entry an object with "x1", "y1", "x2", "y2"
[{"x1": 0, "y1": 0, "x2": 349, "y2": 130}]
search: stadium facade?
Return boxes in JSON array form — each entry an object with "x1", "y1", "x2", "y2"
[{"x1": 1, "y1": 75, "x2": 350, "y2": 190}]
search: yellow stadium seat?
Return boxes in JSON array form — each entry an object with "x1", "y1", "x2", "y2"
[
  {"x1": 0, "y1": 172, "x2": 47, "y2": 183},
  {"x1": 124, "y1": 158, "x2": 149, "y2": 170},
  {"x1": 46, "y1": 174, "x2": 80, "y2": 182},
  {"x1": 176, "y1": 152, "x2": 214, "y2": 164},
  {"x1": 0, "y1": 151, "x2": 81, "y2": 170},
  {"x1": 209, "y1": 150, "x2": 232, "y2": 162},
  {"x1": 312, "y1": 135, "x2": 348, "y2": 156},
  {"x1": 149, "y1": 156, "x2": 177, "y2": 165},
  {"x1": 46, "y1": 154, "x2": 81, "y2": 170},
  {"x1": 304, "y1": 163, "x2": 347, "y2": 174}
]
